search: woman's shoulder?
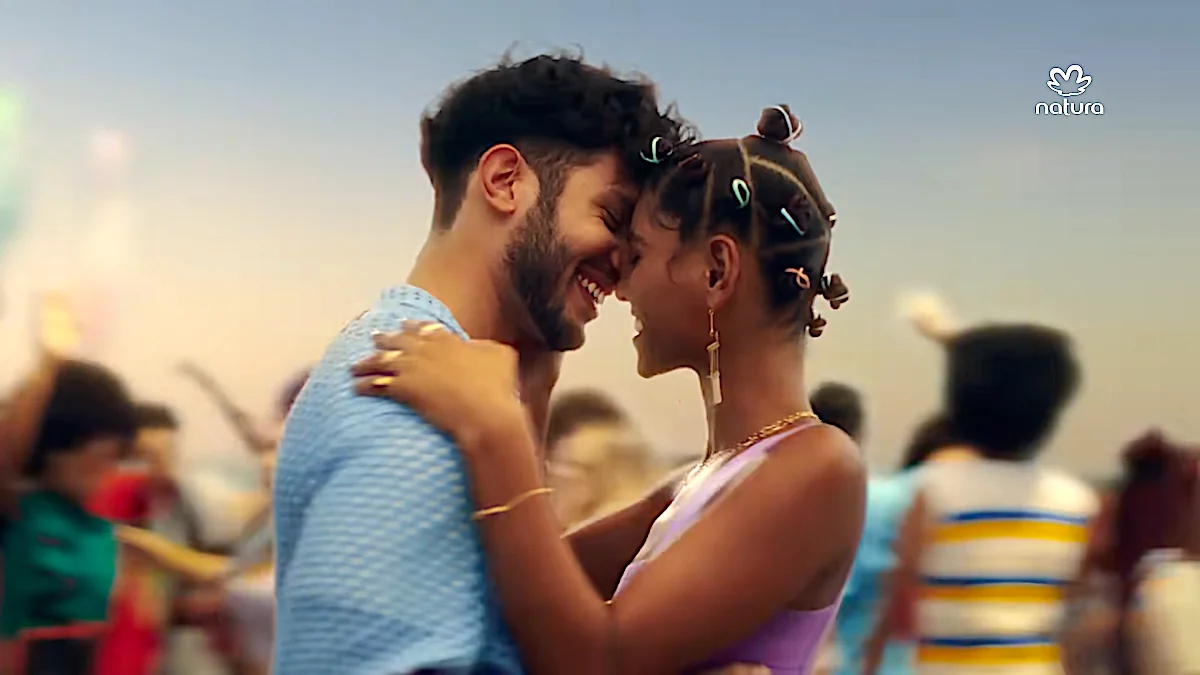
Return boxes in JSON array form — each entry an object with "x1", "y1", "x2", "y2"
[
  {"x1": 759, "y1": 423, "x2": 866, "y2": 512},
  {"x1": 772, "y1": 423, "x2": 863, "y2": 482}
]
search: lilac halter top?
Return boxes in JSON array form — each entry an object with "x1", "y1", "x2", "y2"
[{"x1": 614, "y1": 422, "x2": 840, "y2": 674}]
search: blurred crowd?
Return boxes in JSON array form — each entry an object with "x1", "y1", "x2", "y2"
[{"x1": 0, "y1": 293, "x2": 1196, "y2": 675}]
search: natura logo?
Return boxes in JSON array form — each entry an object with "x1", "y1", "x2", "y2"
[{"x1": 1036, "y1": 64, "x2": 1104, "y2": 116}]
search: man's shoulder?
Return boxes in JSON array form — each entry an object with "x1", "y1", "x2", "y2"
[
  {"x1": 279, "y1": 289, "x2": 460, "y2": 460},
  {"x1": 295, "y1": 289, "x2": 453, "y2": 411}
]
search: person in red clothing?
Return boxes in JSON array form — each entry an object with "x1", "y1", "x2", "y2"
[{"x1": 90, "y1": 404, "x2": 201, "y2": 675}]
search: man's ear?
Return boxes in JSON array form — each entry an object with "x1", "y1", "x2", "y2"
[{"x1": 476, "y1": 144, "x2": 537, "y2": 219}]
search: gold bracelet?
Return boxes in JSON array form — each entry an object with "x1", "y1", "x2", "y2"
[{"x1": 472, "y1": 487, "x2": 554, "y2": 521}]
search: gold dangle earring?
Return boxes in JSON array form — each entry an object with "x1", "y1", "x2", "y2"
[
  {"x1": 707, "y1": 307, "x2": 722, "y2": 406},
  {"x1": 706, "y1": 307, "x2": 722, "y2": 458}
]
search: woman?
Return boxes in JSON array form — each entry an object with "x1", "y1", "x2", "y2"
[
  {"x1": 0, "y1": 296, "x2": 138, "y2": 674},
  {"x1": 352, "y1": 106, "x2": 866, "y2": 673}
]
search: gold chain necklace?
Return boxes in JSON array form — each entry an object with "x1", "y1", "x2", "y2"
[{"x1": 705, "y1": 410, "x2": 820, "y2": 461}]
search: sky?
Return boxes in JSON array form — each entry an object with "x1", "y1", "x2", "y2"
[{"x1": 1, "y1": 0, "x2": 1197, "y2": 479}]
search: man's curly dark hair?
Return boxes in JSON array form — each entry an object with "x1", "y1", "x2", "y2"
[{"x1": 420, "y1": 51, "x2": 694, "y2": 228}]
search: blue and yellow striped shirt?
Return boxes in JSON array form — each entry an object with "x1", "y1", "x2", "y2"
[{"x1": 916, "y1": 460, "x2": 1096, "y2": 675}]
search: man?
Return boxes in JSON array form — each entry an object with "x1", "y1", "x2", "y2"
[{"x1": 272, "y1": 53, "x2": 689, "y2": 674}]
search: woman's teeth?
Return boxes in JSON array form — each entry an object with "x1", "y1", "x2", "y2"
[
  {"x1": 634, "y1": 317, "x2": 644, "y2": 334},
  {"x1": 577, "y1": 274, "x2": 605, "y2": 304}
]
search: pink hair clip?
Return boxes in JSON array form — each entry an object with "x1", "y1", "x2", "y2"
[{"x1": 785, "y1": 267, "x2": 811, "y2": 289}]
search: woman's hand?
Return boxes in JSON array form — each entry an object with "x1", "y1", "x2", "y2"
[{"x1": 351, "y1": 321, "x2": 531, "y2": 452}]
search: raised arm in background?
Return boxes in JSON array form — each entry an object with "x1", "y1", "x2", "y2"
[
  {"x1": 177, "y1": 361, "x2": 276, "y2": 455},
  {"x1": 0, "y1": 294, "x2": 79, "y2": 515}
]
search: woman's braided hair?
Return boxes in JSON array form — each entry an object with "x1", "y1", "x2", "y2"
[{"x1": 641, "y1": 105, "x2": 848, "y2": 337}]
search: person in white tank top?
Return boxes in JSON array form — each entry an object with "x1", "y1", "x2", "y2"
[{"x1": 863, "y1": 322, "x2": 1096, "y2": 675}]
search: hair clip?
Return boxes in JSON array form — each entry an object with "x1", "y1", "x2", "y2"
[
  {"x1": 785, "y1": 267, "x2": 811, "y2": 290},
  {"x1": 780, "y1": 208, "x2": 804, "y2": 236},
  {"x1": 731, "y1": 178, "x2": 751, "y2": 208},
  {"x1": 771, "y1": 106, "x2": 803, "y2": 143},
  {"x1": 640, "y1": 136, "x2": 667, "y2": 164}
]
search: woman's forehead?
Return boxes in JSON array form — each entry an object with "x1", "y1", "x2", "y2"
[{"x1": 630, "y1": 194, "x2": 664, "y2": 234}]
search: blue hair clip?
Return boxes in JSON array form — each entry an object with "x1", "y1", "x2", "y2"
[
  {"x1": 640, "y1": 137, "x2": 665, "y2": 164},
  {"x1": 731, "y1": 178, "x2": 751, "y2": 208},
  {"x1": 780, "y1": 207, "x2": 804, "y2": 235}
]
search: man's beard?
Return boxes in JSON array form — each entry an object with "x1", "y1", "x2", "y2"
[{"x1": 503, "y1": 193, "x2": 577, "y2": 351}]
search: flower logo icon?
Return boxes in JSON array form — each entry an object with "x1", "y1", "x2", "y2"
[{"x1": 1047, "y1": 65, "x2": 1092, "y2": 97}]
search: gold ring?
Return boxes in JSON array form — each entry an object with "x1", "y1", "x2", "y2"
[
  {"x1": 418, "y1": 323, "x2": 446, "y2": 336},
  {"x1": 371, "y1": 376, "x2": 394, "y2": 388},
  {"x1": 379, "y1": 350, "x2": 402, "y2": 364}
]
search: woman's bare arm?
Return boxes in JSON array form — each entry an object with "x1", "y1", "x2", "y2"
[{"x1": 465, "y1": 418, "x2": 864, "y2": 675}]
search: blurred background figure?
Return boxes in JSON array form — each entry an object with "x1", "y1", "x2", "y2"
[
  {"x1": 1098, "y1": 431, "x2": 1199, "y2": 674},
  {"x1": 808, "y1": 381, "x2": 866, "y2": 674},
  {"x1": 0, "y1": 296, "x2": 137, "y2": 675},
  {"x1": 810, "y1": 382, "x2": 866, "y2": 445},
  {"x1": 832, "y1": 413, "x2": 954, "y2": 675},
  {"x1": 90, "y1": 402, "x2": 210, "y2": 675},
  {"x1": 544, "y1": 389, "x2": 666, "y2": 528},
  {"x1": 866, "y1": 321, "x2": 1096, "y2": 675}
]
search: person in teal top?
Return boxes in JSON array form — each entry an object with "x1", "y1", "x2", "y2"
[
  {"x1": 833, "y1": 414, "x2": 950, "y2": 675},
  {"x1": 0, "y1": 307, "x2": 137, "y2": 672}
]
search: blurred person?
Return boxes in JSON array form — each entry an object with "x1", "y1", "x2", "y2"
[
  {"x1": 89, "y1": 403, "x2": 196, "y2": 675},
  {"x1": 832, "y1": 414, "x2": 954, "y2": 675},
  {"x1": 863, "y1": 320, "x2": 1096, "y2": 675},
  {"x1": 810, "y1": 382, "x2": 864, "y2": 443},
  {"x1": 271, "y1": 52, "x2": 690, "y2": 675},
  {"x1": 354, "y1": 105, "x2": 864, "y2": 673},
  {"x1": 117, "y1": 436, "x2": 283, "y2": 675},
  {"x1": 544, "y1": 389, "x2": 663, "y2": 527},
  {"x1": 177, "y1": 364, "x2": 306, "y2": 547},
  {"x1": 544, "y1": 387, "x2": 626, "y2": 462},
  {"x1": 116, "y1": 379, "x2": 298, "y2": 675},
  {"x1": 0, "y1": 296, "x2": 137, "y2": 674},
  {"x1": 807, "y1": 381, "x2": 864, "y2": 674},
  {"x1": 1101, "y1": 432, "x2": 1199, "y2": 674}
]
